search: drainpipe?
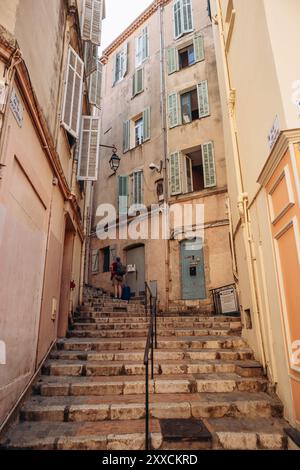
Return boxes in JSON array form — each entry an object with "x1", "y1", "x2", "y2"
[
  {"x1": 214, "y1": 0, "x2": 267, "y2": 371},
  {"x1": 159, "y1": 2, "x2": 170, "y2": 311}
]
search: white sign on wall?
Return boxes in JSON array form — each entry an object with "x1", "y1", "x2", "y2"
[
  {"x1": 0, "y1": 80, "x2": 6, "y2": 106},
  {"x1": 268, "y1": 115, "x2": 280, "y2": 151},
  {"x1": 10, "y1": 88, "x2": 24, "y2": 127},
  {"x1": 219, "y1": 288, "x2": 238, "y2": 314}
]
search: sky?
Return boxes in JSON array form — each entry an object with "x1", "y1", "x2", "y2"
[{"x1": 100, "y1": 0, "x2": 154, "y2": 53}]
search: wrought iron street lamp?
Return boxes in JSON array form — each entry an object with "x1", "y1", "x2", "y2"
[{"x1": 99, "y1": 144, "x2": 120, "y2": 173}]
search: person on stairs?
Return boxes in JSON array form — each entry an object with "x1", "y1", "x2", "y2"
[{"x1": 111, "y1": 256, "x2": 126, "y2": 300}]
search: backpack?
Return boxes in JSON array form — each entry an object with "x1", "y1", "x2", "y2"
[{"x1": 116, "y1": 262, "x2": 127, "y2": 276}]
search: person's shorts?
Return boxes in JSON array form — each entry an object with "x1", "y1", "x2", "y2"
[{"x1": 112, "y1": 276, "x2": 123, "y2": 287}]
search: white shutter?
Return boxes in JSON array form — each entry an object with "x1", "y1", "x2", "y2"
[
  {"x1": 123, "y1": 120, "x2": 130, "y2": 153},
  {"x1": 122, "y1": 43, "x2": 128, "y2": 78},
  {"x1": 78, "y1": 116, "x2": 100, "y2": 181},
  {"x1": 91, "y1": 249, "x2": 99, "y2": 273},
  {"x1": 84, "y1": 42, "x2": 98, "y2": 77},
  {"x1": 173, "y1": 0, "x2": 183, "y2": 39},
  {"x1": 167, "y1": 47, "x2": 178, "y2": 74},
  {"x1": 142, "y1": 27, "x2": 149, "y2": 61},
  {"x1": 197, "y1": 80, "x2": 210, "y2": 118},
  {"x1": 169, "y1": 152, "x2": 182, "y2": 195},
  {"x1": 182, "y1": 0, "x2": 193, "y2": 32},
  {"x1": 89, "y1": 60, "x2": 102, "y2": 109},
  {"x1": 194, "y1": 35, "x2": 204, "y2": 62},
  {"x1": 143, "y1": 107, "x2": 151, "y2": 142},
  {"x1": 202, "y1": 141, "x2": 216, "y2": 188},
  {"x1": 168, "y1": 92, "x2": 179, "y2": 128},
  {"x1": 81, "y1": 0, "x2": 102, "y2": 46},
  {"x1": 61, "y1": 46, "x2": 84, "y2": 139},
  {"x1": 118, "y1": 175, "x2": 128, "y2": 215}
]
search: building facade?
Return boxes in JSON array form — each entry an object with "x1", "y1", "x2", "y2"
[
  {"x1": 211, "y1": 0, "x2": 300, "y2": 427},
  {"x1": 0, "y1": 0, "x2": 104, "y2": 426},
  {"x1": 90, "y1": 0, "x2": 234, "y2": 311}
]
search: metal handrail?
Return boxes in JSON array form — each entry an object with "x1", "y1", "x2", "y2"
[{"x1": 143, "y1": 282, "x2": 158, "y2": 450}]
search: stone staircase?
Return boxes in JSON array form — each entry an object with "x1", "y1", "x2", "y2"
[{"x1": 0, "y1": 287, "x2": 290, "y2": 450}]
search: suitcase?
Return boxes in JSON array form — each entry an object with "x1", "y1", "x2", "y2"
[{"x1": 122, "y1": 285, "x2": 131, "y2": 301}]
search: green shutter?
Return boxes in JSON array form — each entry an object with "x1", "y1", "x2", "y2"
[
  {"x1": 143, "y1": 27, "x2": 149, "y2": 60},
  {"x1": 123, "y1": 120, "x2": 130, "y2": 152},
  {"x1": 118, "y1": 175, "x2": 128, "y2": 214},
  {"x1": 197, "y1": 80, "x2": 210, "y2": 118},
  {"x1": 169, "y1": 152, "x2": 182, "y2": 195},
  {"x1": 173, "y1": 0, "x2": 182, "y2": 38},
  {"x1": 133, "y1": 171, "x2": 143, "y2": 204},
  {"x1": 133, "y1": 68, "x2": 144, "y2": 96},
  {"x1": 168, "y1": 92, "x2": 179, "y2": 128},
  {"x1": 143, "y1": 107, "x2": 151, "y2": 142},
  {"x1": 167, "y1": 47, "x2": 178, "y2": 74},
  {"x1": 202, "y1": 142, "x2": 216, "y2": 188},
  {"x1": 183, "y1": 0, "x2": 193, "y2": 32},
  {"x1": 194, "y1": 35, "x2": 204, "y2": 62}
]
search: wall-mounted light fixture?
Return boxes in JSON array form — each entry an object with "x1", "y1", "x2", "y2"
[
  {"x1": 149, "y1": 160, "x2": 163, "y2": 174},
  {"x1": 99, "y1": 144, "x2": 120, "y2": 173}
]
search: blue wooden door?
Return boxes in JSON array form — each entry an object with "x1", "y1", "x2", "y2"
[{"x1": 181, "y1": 238, "x2": 206, "y2": 300}]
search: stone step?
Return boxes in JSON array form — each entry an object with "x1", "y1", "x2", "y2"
[
  {"x1": 72, "y1": 320, "x2": 242, "y2": 330},
  {"x1": 50, "y1": 347, "x2": 254, "y2": 362},
  {"x1": 43, "y1": 359, "x2": 263, "y2": 378},
  {"x1": 56, "y1": 336, "x2": 247, "y2": 352},
  {"x1": 75, "y1": 316, "x2": 241, "y2": 324},
  {"x1": 67, "y1": 327, "x2": 240, "y2": 339},
  {"x1": 34, "y1": 373, "x2": 268, "y2": 397},
  {"x1": 1, "y1": 417, "x2": 288, "y2": 450},
  {"x1": 19, "y1": 392, "x2": 283, "y2": 423}
]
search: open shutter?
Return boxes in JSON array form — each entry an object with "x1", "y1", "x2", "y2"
[
  {"x1": 182, "y1": 154, "x2": 193, "y2": 193},
  {"x1": 122, "y1": 43, "x2": 128, "y2": 78},
  {"x1": 78, "y1": 116, "x2": 100, "y2": 181},
  {"x1": 194, "y1": 35, "x2": 204, "y2": 62},
  {"x1": 142, "y1": 27, "x2": 149, "y2": 61},
  {"x1": 118, "y1": 175, "x2": 128, "y2": 215},
  {"x1": 133, "y1": 68, "x2": 144, "y2": 96},
  {"x1": 91, "y1": 249, "x2": 99, "y2": 273},
  {"x1": 123, "y1": 120, "x2": 130, "y2": 153},
  {"x1": 61, "y1": 46, "x2": 84, "y2": 139},
  {"x1": 182, "y1": 0, "x2": 193, "y2": 32},
  {"x1": 202, "y1": 142, "x2": 217, "y2": 188},
  {"x1": 197, "y1": 80, "x2": 210, "y2": 118},
  {"x1": 81, "y1": 0, "x2": 102, "y2": 45},
  {"x1": 133, "y1": 171, "x2": 143, "y2": 204},
  {"x1": 168, "y1": 92, "x2": 179, "y2": 128},
  {"x1": 89, "y1": 60, "x2": 102, "y2": 109},
  {"x1": 143, "y1": 107, "x2": 151, "y2": 142},
  {"x1": 167, "y1": 47, "x2": 178, "y2": 74},
  {"x1": 84, "y1": 42, "x2": 98, "y2": 77},
  {"x1": 169, "y1": 152, "x2": 182, "y2": 195},
  {"x1": 173, "y1": 0, "x2": 183, "y2": 39}
]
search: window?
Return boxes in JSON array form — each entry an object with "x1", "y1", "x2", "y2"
[
  {"x1": 173, "y1": 0, "x2": 193, "y2": 39},
  {"x1": 118, "y1": 175, "x2": 128, "y2": 215},
  {"x1": 135, "y1": 118, "x2": 144, "y2": 146},
  {"x1": 123, "y1": 107, "x2": 150, "y2": 152},
  {"x1": 168, "y1": 80, "x2": 210, "y2": 128},
  {"x1": 91, "y1": 249, "x2": 99, "y2": 273},
  {"x1": 132, "y1": 68, "x2": 144, "y2": 97},
  {"x1": 135, "y1": 27, "x2": 149, "y2": 67},
  {"x1": 169, "y1": 143, "x2": 216, "y2": 196},
  {"x1": 168, "y1": 36, "x2": 204, "y2": 74},
  {"x1": 180, "y1": 89, "x2": 199, "y2": 123},
  {"x1": 102, "y1": 247, "x2": 110, "y2": 272},
  {"x1": 113, "y1": 44, "x2": 128, "y2": 85}
]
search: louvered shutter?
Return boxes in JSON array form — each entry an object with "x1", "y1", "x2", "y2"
[
  {"x1": 133, "y1": 68, "x2": 144, "y2": 96},
  {"x1": 168, "y1": 92, "x2": 179, "y2": 128},
  {"x1": 84, "y1": 42, "x2": 98, "y2": 77},
  {"x1": 169, "y1": 152, "x2": 182, "y2": 195},
  {"x1": 89, "y1": 60, "x2": 102, "y2": 109},
  {"x1": 197, "y1": 80, "x2": 210, "y2": 118},
  {"x1": 91, "y1": 249, "x2": 99, "y2": 273},
  {"x1": 123, "y1": 120, "x2": 130, "y2": 153},
  {"x1": 143, "y1": 107, "x2": 151, "y2": 142},
  {"x1": 61, "y1": 46, "x2": 84, "y2": 138},
  {"x1": 118, "y1": 175, "x2": 128, "y2": 215},
  {"x1": 167, "y1": 47, "x2": 178, "y2": 74},
  {"x1": 182, "y1": 0, "x2": 193, "y2": 32},
  {"x1": 134, "y1": 171, "x2": 143, "y2": 204},
  {"x1": 122, "y1": 43, "x2": 128, "y2": 78},
  {"x1": 202, "y1": 142, "x2": 216, "y2": 188},
  {"x1": 143, "y1": 27, "x2": 149, "y2": 61},
  {"x1": 78, "y1": 116, "x2": 100, "y2": 181},
  {"x1": 81, "y1": 0, "x2": 102, "y2": 46},
  {"x1": 194, "y1": 35, "x2": 204, "y2": 62},
  {"x1": 173, "y1": 0, "x2": 183, "y2": 39}
]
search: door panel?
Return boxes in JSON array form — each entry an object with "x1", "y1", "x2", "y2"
[
  {"x1": 181, "y1": 238, "x2": 206, "y2": 300},
  {"x1": 126, "y1": 245, "x2": 145, "y2": 297}
]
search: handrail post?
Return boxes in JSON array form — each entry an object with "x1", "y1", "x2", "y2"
[
  {"x1": 145, "y1": 282, "x2": 148, "y2": 319},
  {"x1": 145, "y1": 360, "x2": 149, "y2": 450},
  {"x1": 154, "y1": 297, "x2": 157, "y2": 349},
  {"x1": 151, "y1": 316, "x2": 154, "y2": 380}
]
